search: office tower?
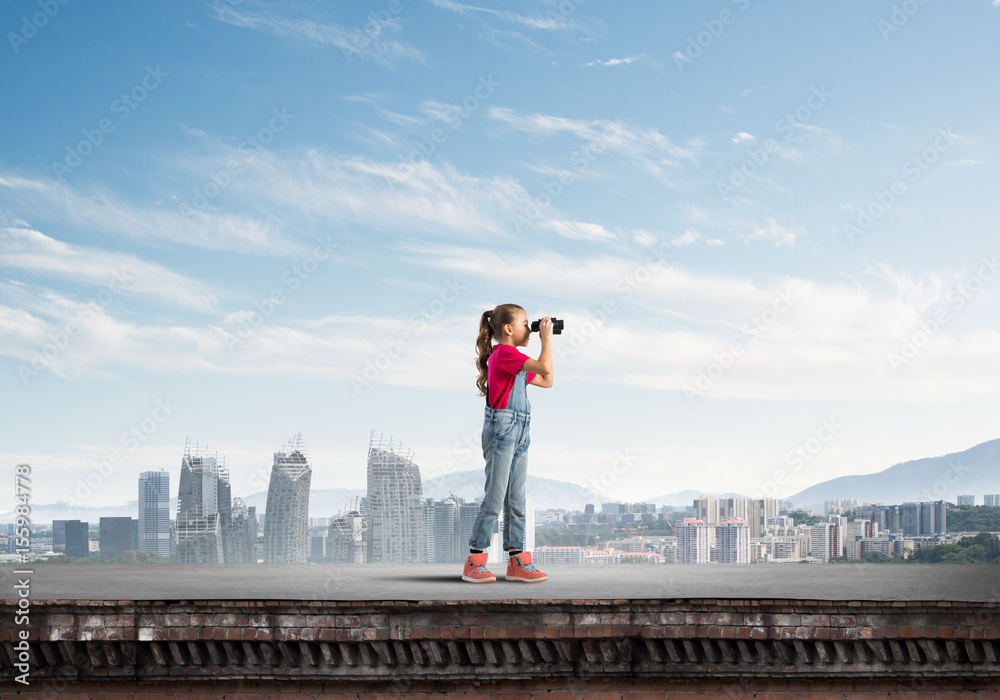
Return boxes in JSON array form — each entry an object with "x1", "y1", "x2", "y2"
[
  {"x1": 225, "y1": 497, "x2": 258, "y2": 564},
  {"x1": 584, "y1": 503, "x2": 595, "y2": 515},
  {"x1": 54, "y1": 520, "x2": 89, "y2": 558},
  {"x1": 693, "y1": 497, "x2": 719, "y2": 524},
  {"x1": 900, "y1": 501, "x2": 947, "y2": 536},
  {"x1": 366, "y1": 431, "x2": 425, "y2": 564},
  {"x1": 957, "y1": 495, "x2": 975, "y2": 506},
  {"x1": 676, "y1": 518, "x2": 710, "y2": 563},
  {"x1": 986, "y1": 494, "x2": 1000, "y2": 507},
  {"x1": 749, "y1": 498, "x2": 780, "y2": 539},
  {"x1": 328, "y1": 502, "x2": 367, "y2": 563},
  {"x1": 309, "y1": 532, "x2": 328, "y2": 559},
  {"x1": 52, "y1": 520, "x2": 66, "y2": 553},
  {"x1": 715, "y1": 519, "x2": 750, "y2": 563},
  {"x1": 456, "y1": 500, "x2": 480, "y2": 561},
  {"x1": 263, "y1": 433, "x2": 313, "y2": 563},
  {"x1": 99, "y1": 517, "x2": 138, "y2": 558},
  {"x1": 427, "y1": 497, "x2": 458, "y2": 563},
  {"x1": 138, "y1": 469, "x2": 171, "y2": 558},
  {"x1": 173, "y1": 440, "x2": 231, "y2": 563},
  {"x1": 810, "y1": 522, "x2": 841, "y2": 562}
]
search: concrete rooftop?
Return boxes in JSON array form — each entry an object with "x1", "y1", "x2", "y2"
[{"x1": 3, "y1": 562, "x2": 998, "y2": 602}]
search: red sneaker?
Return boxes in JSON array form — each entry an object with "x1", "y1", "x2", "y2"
[
  {"x1": 462, "y1": 552, "x2": 496, "y2": 583},
  {"x1": 505, "y1": 551, "x2": 548, "y2": 582}
]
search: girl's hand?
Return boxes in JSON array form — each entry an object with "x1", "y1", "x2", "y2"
[{"x1": 539, "y1": 316, "x2": 553, "y2": 341}]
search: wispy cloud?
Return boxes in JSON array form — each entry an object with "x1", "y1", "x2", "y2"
[
  {"x1": 0, "y1": 227, "x2": 224, "y2": 313},
  {"x1": 208, "y1": 4, "x2": 423, "y2": 65},
  {"x1": 426, "y1": 0, "x2": 579, "y2": 31},
  {"x1": 583, "y1": 54, "x2": 644, "y2": 68}
]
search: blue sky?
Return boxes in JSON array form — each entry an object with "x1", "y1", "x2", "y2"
[{"x1": 2, "y1": 0, "x2": 999, "y2": 511}]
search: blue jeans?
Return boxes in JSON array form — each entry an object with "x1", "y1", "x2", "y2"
[{"x1": 469, "y1": 369, "x2": 531, "y2": 552}]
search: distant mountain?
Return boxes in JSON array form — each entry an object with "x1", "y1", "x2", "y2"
[{"x1": 788, "y1": 437, "x2": 1000, "y2": 512}]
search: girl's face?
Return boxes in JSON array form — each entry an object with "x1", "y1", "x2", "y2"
[{"x1": 506, "y1": 310, "x2": 531, "y2": 346}]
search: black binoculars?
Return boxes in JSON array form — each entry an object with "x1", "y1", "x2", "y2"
[{"x1": 530, "y1": 318, "x2": 564, "y2": 334}]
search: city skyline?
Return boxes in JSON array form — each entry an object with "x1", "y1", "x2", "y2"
[{"x1": 3, "y1": 3, "x2": 1000, "y2": 512}]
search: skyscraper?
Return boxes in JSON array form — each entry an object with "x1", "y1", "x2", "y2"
[
  {"x1": 901, "y1": 501, "x2": 947, "y2": 536},
  {"x1": 366, "y1": 430, "x2": 425, "y2": 564},
  {"x1": 715, "y1": 519, "x2": 750, "y2": 563},
  {"x1": 676, "y1": 518, "x2": 710, "y2": 563},
  {"x1": 138, "y1": 469, "x2": 170, "y2": 558},
  {"x1": 173, "y1": 440, "x2": 231, "y2": 564},
  {"x1": 224, "y1": 497, "x2": 258, "y2": 564},
  {"x1": 99, "y1": 517, "x2": 138, "y2": 558},
  {"x1": 263, "y1": 433, "x2": 312, "y2": 563},
  {"x1": 53, "y1": 520, "x2": 90, "y2": 558}
]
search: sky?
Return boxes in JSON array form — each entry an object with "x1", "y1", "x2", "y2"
[{"x1": 1, "y1": 0, "x2": 999, "y2": 513}]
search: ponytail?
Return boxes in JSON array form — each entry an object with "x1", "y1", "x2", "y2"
[{"x1": 475, "y1": 303, "x2": 524, "y2": 397}]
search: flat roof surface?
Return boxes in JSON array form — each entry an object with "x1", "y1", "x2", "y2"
[{"x1": 3, "y1": 563, "x2": 998, "y2": 602}]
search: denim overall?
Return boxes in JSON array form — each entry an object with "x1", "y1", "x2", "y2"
[{"x1": 469, "y1": 368, "x2": 530, "y2": 552}]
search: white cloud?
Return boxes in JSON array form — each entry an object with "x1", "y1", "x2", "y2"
[
  {"x1": 544, "y1": 220, "x2": 616, "y2": 241},
  {"x1": 731, "y1": 132, "x2": 755, "y2": 144},
  {"x1": 583, "y1": 54, "x2": 643, "y2": 67},
  {"x1": 0, "y1": 227, "x2": 224, "y2": 313},
  {"x1": 426, "y1": 0, "x2": 579, "y2": 31},
  {"x1": 208, "y1": 5, "x2": 423, "y2": 66}
]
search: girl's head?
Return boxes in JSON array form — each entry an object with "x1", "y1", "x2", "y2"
[{"x1": 475, "y1": 304, "x2": 528, "y2": 397}]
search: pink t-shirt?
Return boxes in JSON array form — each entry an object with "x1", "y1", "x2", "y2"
[{"x1": 487, "y1": 344, "x2": 537, "y2": 409}]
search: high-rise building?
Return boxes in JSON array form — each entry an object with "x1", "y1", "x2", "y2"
[
  {"x1": 99, "y1": 517, "x2": 138, "y2": 558},
  {"x1": 328, "y1": 504, "x2": 367, "y2": 563},
  {"x1": 693, "y1": 497, "x2": 720, "y2": 525},
  {"x1": 957, "y1": 495, "x2": 975, "y2": 506},
  {"x1": 900, "y1": 501, "x2": 947, "y2": 536},
  {"x1": 173, "y1": 440, "x2": 231, "y2": 563},
  {"x1": 366, "y1": 431, "x2": 425, "y2": 564},
  {"x1": 224, "y1": 497, "x2": 258, "y2": 563},
  {"x1": 676, "y1": 518, "x2": 710, "y2": 563},
  {"x1": 53, "y1": 520, "x2": 90, "y2": 558},
  {"x1": 263, "y1": 433, "x2": 313, "y2": 563},
  {"x1": 309, "y1": 532, "x2": 328, "y2": 559},
  {"x1": 855, "y1": 504, "x2": 900, "y2": 534},
  {"x1": 719, "y1": 497, "x2": 750, "y2": 525},
  {"x1": 749, "y1": 499, "x2": 780, "y2": 539},
  {"x1": 426, "y1": 497, "x2": 458, "y2": 563},
  {"x1": 715, "y1": 519, "x2": 750, "y2": 563},
  {"x1": 810, "y1": 522, "x2": 841, "y2": 562},
  {"x1": 456, "y1": 500, "x2": 480, "y2": 561},
  {"x1": 986, "y1": 494, "x2": 1000, "y2": 507},
  {"x1": 138, "y1": 469, "x2": 171, "y2": 558}
]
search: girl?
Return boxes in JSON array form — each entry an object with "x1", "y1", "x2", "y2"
[{"x1": 463, "y1": 304, "x2": 553, "y2": 583}]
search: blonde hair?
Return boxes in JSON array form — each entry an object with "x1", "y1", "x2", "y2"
[{"x1": 475, "y1": 304, "x2": 524, "y2": 397}]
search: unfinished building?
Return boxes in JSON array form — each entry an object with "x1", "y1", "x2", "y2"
[
  {"x1": 172, "y1": 439, "x2": 230, "y2": 564},
  {"x1": 263, "y1": 433, "x2": 312, "y2": 563},
  {"x1": 224, "y1": 497, "x2": 258, "y2": 564},
  {"x1": 366, "y1": 430, "x2": 426, "y2": 564},
  {"x1": 327, "y1": 496, "x2": 367, "y2": 564}
]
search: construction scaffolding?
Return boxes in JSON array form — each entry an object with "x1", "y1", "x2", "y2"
[
  {"x1": 365, "y1": 429, "x2": 425, "y2": 564},
  {"x1": 328, "y1": 496, "x2": 367, "y2": 563},
  {"x1": 263, "y1": 432, "x2": 312, "y2": 563},
  {"x1": 173, "y1": 439, "x2": 230, "y2": 564}
]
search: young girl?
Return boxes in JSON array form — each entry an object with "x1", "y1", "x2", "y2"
[{"x1": 463, "y1": 304, "x2": 554, "y2": 583}]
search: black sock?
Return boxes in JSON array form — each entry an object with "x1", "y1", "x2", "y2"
[
  {"x1": 508, "y1": 549, "x2": 522, "y2": 557},
  {"x1": 470, "y1": 548, "x2": 482, "y2": 554}
]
